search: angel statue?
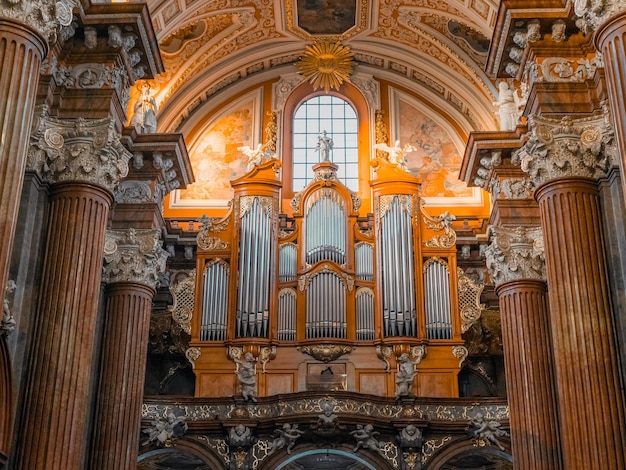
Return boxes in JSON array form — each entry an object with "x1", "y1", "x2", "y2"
[
  {"x1": 238, "y1": 144, "x2": 266, "y2": 172},
  {"x1": 374, "y1": 140, "x2": 416, "y2": 170}
]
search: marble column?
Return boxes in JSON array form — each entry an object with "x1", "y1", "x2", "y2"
[
  {"x1": 485, "y1": 226, "x2": 562, "y2": 470},
  {"x1": 12, "y1": 116, "x2": 130, "y2": 469},
  {"x1": 89, "y1": 228, "x2": 168, "y2": 468},
  {"x1": 515, "y1": 114, "x2": 626, "y2": 469}
]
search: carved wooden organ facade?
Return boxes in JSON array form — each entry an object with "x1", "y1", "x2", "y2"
[{"x1": 187, "y1": 157, "x2": 466, "y2": 398}]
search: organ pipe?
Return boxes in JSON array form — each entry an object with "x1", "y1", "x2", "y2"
[
  {"x1": 423, "y1": 258, "x2": 452, "y2": 339},
  {"x1": 201, "y1": 260, "x2": 229, "y2": 341},
  {"x1": 236, "y1": 196, "x2": 272, "y2": 338}
]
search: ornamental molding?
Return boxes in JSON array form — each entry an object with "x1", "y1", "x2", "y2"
[
  {"x1": 27, "y1": 110, "x2": 131, "y2": 191},
  {"x1": 103, "y1": 228, "x2": 169, "y2": 288},
  {"x1": 297, "y1": 344, "x2": 354, "y2": 363},
  {"x1": 0, "y1": 0, "x2": 75, "y2": 43},
  {"x1": 350, "y1": 73, "x2": 380, "y2": 111},
  {"x1": 484, "y1": 225, "x2": 546, "y2": 286},
  {"x1": 513, "y1": 113, "x2": 616, "y2": 186},
  {"x1": 574, "y1": 0, "x2": 626, "y2": 34},
  {"x1": 114, "y1": 180, "x2": 153, "y2": 204},
  {"x1": 196, "y1": 233, "x2": 230, "y2": 251},
  {"x1": 535, "y1": 56, "x2": 601, "y2": 83},
  {"x1": 298, "y1": 264, "x2": 354, "y2": 292},
  {"x1": 143, "y1": 396, "x2": 510, "y2": 423}
]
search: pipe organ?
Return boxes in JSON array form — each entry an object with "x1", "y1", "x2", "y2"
[{"x1": 190, "y1": 156, "x2": 465, "y2": 398}]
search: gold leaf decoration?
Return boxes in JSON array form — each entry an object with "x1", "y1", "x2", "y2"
[{"x1": 295, "y1": 41, "x2": 355, "y2": 92}]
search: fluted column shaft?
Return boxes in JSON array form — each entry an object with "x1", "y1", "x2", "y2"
[
  {"x1": 496, "y1": 280, "x2": 562, "y2": 470},
  {"x1": 536, "y1": 176, "x2": 626, "y2": 469},
  {"x1": 90, "y1": 282, "x2": 154, "y2": 468},
  {"x1": 13, "y1": 182, "x2": 112, "y2": 469},
  {"x1": 0, "y1": 19, "x2": 46, "y2": 337},
  {"x1": 596, "y1": 10, "x2": 626, "y2": 196}
]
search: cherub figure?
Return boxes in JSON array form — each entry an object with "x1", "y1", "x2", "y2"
[
  {"x1": 229, "y1": 424, "x2": 254, "y2": 447},
  {"x1": 142, "y1": 412, "x2": 188, "y2": 447},
  {"x1": 234, "y1": 352, "x2": 257, "y2": 402},
  {"x1": 351, "y1": 424, "x2": 382, "y2": 453},
  {"x1": 268, "y1": 423, "x2": 305, "y2": 454},
  {"x1": 398, "y1": 424, "x2": 423, "y2": 449},
  {"x1": 395, "y1": 353, "x2": 417, "y2": 398},
  {"x1": 466, "y1": 413, "x2": 509, "y2": 451},
  {"x1": 374, "y1": 140, "x2": 416, "y2": 170},
  {"x1": 238, "y1": 144, "x2": 266, "y2": 172}
]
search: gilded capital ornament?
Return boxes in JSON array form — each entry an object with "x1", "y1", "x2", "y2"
[
  {"x1": 0, "y1": 0, "x2": 75, "y2": 43},
  {"x1": 103, "y1": 228, "x2": 169, "y2": 288},
  {"x1": 28, "y1": 111, "x2": 132, "y2": 192},
  {"x1": 513, "y1": 113, "x2": 615, "y2": 187},
  {"x1": 484, "y1": 225, "x2": 546, "y2": 287}
]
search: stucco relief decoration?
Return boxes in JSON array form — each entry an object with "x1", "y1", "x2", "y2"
[
  {"x1": 513, "y1": 114, "x2": 614, "y2": 186},
  {"x1": 295, "y1": 41, "x2": 355, "y2": 92},
  {"x1": 114, "y1": 180, "x2": 153, "y2": 204},
  {"x1": 103, "y1": 228, "x2": 169, "y2": 288},
  {"x1": 536, "y1": 56, "x2": 601, "y2": 83},
  {"x1": 168, "y1": 269, "x2": 196, "y2": 335},
  {"x1": 484, "y1": 225, "x2": 546, "y2": 287},
  {"x1": 27, "y1": 111, "x2": 131, "y2": 191},
  {"x1": 0, "y1": 0, "x2": 75, "y2": 42}
]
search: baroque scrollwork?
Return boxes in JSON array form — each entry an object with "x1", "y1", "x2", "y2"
[
  {"x1": 484, "y1": 225, "x2": 545, "y2": 286},
  {"x1": 28, "y1": 110, "x2": 131, "y2": 191},
  {"x1": 420, "y1": 200, "x2": 457, "y2": 249},
  {"x1": 297, "y1": 344, "x2": 354, "y2": 362},
  {"x1": 574, "y1": 0, "x2": 626, "y2": 34}
]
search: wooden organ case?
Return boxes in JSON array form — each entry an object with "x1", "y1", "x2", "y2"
[{"x1": 188, "y1": 156, "x2": 466, "y2": 398}]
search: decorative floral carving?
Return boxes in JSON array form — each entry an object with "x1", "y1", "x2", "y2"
[
  {"x1": 457, "y1": 268, "x2": 485, "y2": 333},
  {"x1": 168, "y1": 270, "x2": 196, "y2": 334},
  {"x1": 196, "y1": 233, "x2": 230, "y2": 251},
  {"x1": 376, "y1": 345, "x2": 394, "y2": 371},
  {"x1": 420, "y1": 200, "x2": 457, "y2": 249},
  {"x1": 298, "y1": 264, "x2": 354, "y2": 292},
  {"x1": 514, "y1": 113, "x2": 615, "y2": 186},
  {"x1": 103, "y1": 228, "x2": 169, "y2": 288},
  {"x1": 28, "y1": 111, "x2": 131, "y2": 191},
  {"x1": 452, "y1": 345, "x2": 468, "y2": 367},
  {"x1": 484, "y1": 226, "x2": 545, "y2": 286},
  {"x1": 114, "y1": 180, "x2": 153, "y2": 204},
  {"x1": 185, "y1": 347, "x2": 201, "y2": 369},
  {"x1": 298, "y1": 344, "x2": 354, "y2": 362}
]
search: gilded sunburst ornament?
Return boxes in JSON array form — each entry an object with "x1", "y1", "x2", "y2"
[{"x1": 295, "y1": 41, "x2": 355, "y2": 92}]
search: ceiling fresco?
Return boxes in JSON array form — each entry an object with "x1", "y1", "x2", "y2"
[{"x1": 138, "y1": 0, "x2": 501, "y2": 213}]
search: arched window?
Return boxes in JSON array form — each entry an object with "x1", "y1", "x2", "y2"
[{"x1": 292, "y1": 95, "x2": 359, "y2": 191}]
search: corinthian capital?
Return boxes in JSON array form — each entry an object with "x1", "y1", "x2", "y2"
[
  {"x1": 103, "y1": 228, "x2": 169, "y2": 288},
  {"x1": 574, "y1": 0, "x2": 626, "y2": 34},
  {"x1": 0, "y1": 0, "x2": 75, "y2": 42},
  {"x1": 27, "y1": 110, "x2": 131, "y2": 192},
  {"x1": 513, "y1": 113, "x2": 615, "y2": 187},
  {"x1": 484, "y1": 225, "x2": 546, "y2": 286}
]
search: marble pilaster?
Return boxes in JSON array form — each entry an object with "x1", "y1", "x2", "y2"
[
  {"x1": 12, "y1": 116, "x2": 130, "y2": 469},
  {"x1": 515, "y1": 114, "x2": 626, "y2": 469}
]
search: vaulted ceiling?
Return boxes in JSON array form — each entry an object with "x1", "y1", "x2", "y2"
[{"x1": 144, "y1": 0, "x2": 501, "y2": 136}]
